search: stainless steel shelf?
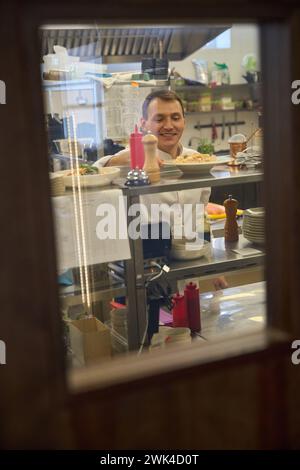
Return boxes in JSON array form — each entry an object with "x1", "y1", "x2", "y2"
[
  {"x1": 145, "y1": 236, "x2": 264, "y2": 281},
  {"x1": 60, "y1": 281, "x2": 126, "y2": 304},
  {"x1": 121, "y1": 165, "x2": 263, "y2": 196}
]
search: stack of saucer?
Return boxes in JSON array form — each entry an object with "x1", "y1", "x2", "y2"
[
  {"x1": 49, "y1": 173, "x2": 65, "y2": 197},
  {"x1": 242, "y1": 207, "x2": 265, "y2": 245}
]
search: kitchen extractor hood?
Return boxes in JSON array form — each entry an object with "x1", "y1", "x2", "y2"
[{"x1": 41, "y1": 25, "x2": 230, "y2": 63}]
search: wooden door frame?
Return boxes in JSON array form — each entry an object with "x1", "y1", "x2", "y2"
[{"x1": 1, "y1": 0, "x2": 300, "y2": 448}]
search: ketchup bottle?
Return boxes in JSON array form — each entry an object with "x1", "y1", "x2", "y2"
[
  {"x1": 184, "y1": 282, "x2": 201, "y2": 332},
  {"x1": 172, "y1": 292, "x2": 189, "y2": 328},
  {"x1": 129, "y1": 125, "x2": 145, "y2": 169}
]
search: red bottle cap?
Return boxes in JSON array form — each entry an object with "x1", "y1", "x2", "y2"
[{"x1": 185, "y1": 282, "x2": 197, "y2": 290}]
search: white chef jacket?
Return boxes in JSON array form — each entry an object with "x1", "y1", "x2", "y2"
[{"x1": 94, "y1": 144, "x2": 211, "y2": 236}]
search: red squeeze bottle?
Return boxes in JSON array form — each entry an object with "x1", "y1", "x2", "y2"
[
  {"x1": 172, "y1": 292, "x2": 189, "y2": 328},
  {"x1": 184, "y1": 282, "x2": 201, "y2": 332},
  {"x1": 129, "y1": 125, "x2": 145, "y2": 169}
]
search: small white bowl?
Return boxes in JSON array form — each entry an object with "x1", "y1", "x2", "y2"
[{"x1": 62, "y1": 167, "x2": 120, "y2": 188}]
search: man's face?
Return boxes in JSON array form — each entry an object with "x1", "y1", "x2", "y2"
[{"x1": 141, "y1": 98, "x2": 185, "y2": 154}]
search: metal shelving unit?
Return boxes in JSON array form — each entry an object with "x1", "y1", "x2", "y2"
[{"x1": 120, "y1": 166, "x2": 264, "y2": 350}]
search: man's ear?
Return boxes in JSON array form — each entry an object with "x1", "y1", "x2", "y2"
[{"x1": 140, "y1": 117, "x2": 146, "y2": 132}]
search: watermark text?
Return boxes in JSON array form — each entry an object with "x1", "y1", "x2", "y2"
[
  {"x1": 0, "y1": 340, "x2": 6, "y2": 365},
  {"x1": 0, "y1": 80, "x2": 6, "y2": 104}
]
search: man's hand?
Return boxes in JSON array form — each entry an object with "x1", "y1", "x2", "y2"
[
  {"x1": 213, "y1": 276, "x2": 229, "y2": 290},
  {"x1": 106, "y1": 153, "x2": 130, "y2": 167},
  {"x1": 157, "y1": 157, "x2": 165, "y2": 168}
]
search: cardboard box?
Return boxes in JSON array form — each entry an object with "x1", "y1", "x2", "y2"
[{"x1": 69, "y1": 317, "x2": 112, "y2": 365}]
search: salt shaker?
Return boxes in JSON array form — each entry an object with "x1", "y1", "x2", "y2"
[
  {"x1": 142, "y1": 133, "x2": 160, "y2": 183},
  {"x1": 224, "y1": 195, "x2": 239, "y2": 242}
]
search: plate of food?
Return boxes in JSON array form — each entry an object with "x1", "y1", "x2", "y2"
[
  {"x1": 59, "y1": 164, "x2": 120, "y2": 188},
  {"x1": 164, "y1": 153, "x2": 231, "y2": 174}
]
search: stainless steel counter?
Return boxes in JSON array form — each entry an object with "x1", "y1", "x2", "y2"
[
  {"x1": 199, "y1": 281, "x2": 266, "y2": 340},
  {"x1": 145, "y1": 235, "x2": 265, "y2": 281}
]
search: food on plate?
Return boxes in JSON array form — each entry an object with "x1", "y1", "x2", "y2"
[
  {"x1": 206, "y1": 202, "x2": 243, "y2": 220},
  {"x1": 206, "y1": 202, "x2": 225, "y2": 215},
  {"x1": 175, "y1": 152, "x2": 217, "y2": 163},
  {"x1": 67, "y1": 163, "x2": 99, "y2": 176}
]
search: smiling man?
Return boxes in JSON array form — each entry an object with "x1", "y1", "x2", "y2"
[
  {"x1": 95, "y1": 90, "x2": 196, "y2": 167},
  {"x1": 141, "y1": 90, "x2": 186, "y2": 159}
]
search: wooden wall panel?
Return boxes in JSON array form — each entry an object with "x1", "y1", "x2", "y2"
[
  {"x1": 69, "y1": 343, "x2": 290, "y2": 449},
  {"x1": 1, "y1": 0, "x2": 300, "y2": 450}
]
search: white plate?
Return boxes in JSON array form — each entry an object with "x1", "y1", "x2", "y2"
[
  {"x1": 60, "y1": 167, "x2": 120, "y2": 188},
  {"x1": 243, "y1": 225, "x2": 264, "y2": 231},
  {"x1": 164, "y1": 156, "x2": 231, "y2": 175},
  {"x1": 243, "y1": 220, "x2": 264, "y2": 227},
  {"x1": 170, "y1": 240, "x2": 211, "y2": 260},
  {"x1": 243, "y1": 208, "x2": 265, "y2": 218},
  {"x1": 243, "y1": 234, "x2": 265, "y2": 242}
]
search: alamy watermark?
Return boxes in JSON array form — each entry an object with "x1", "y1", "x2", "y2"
[
  {"x1": 0, "y1": 340, "x2": 6, "y2": 364},
  {"x1": 95, "y1": 196, "x2": 205, "y2": 246},
  {"x1": 0, "y1": 80, "x2": 6, "y2": 104},
  {"x1": 291, "y1": 340, "x2": 300, "y2": 365}
]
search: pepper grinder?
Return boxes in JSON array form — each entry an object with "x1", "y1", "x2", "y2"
[
  {"x1": 142, "y1": 133, "x2": 160, "y2": 183},
  {"x1": 224, "y1": 195, "x2": 239, "y2": 242}
]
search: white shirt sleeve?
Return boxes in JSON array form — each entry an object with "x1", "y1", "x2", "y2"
[
  {"x1": 93, "y1": 155, "x2": 113, "y2": 168},
  {"x1": 200, "y1": 187, "x2": 211, "y2": 207},
  {"x1": 93, "y1": 148, "x2": 130, "y2": 168}
]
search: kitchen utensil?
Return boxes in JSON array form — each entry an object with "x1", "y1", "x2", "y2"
[
  {"x1": 228, "y1": 134, "x2": 247, "y2": 161},
  {"x1": 222, "y1": 115, "x2": 225, "y2": 140},
  {"x1": 234, "y1": 109, "x2": 238, "y2": 133},
  {"x1": 211, "y1": 118, "x2": 218, "y2": 142}
]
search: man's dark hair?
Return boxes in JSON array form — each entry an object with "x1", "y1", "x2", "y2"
[{"x1": 142, "y1": 89, "x2": 185, "y2": 119}]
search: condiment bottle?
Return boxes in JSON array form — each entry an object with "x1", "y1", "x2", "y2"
[
  {"x1": 224, "y1": 195, "x2": 239, "y2": 242},
  {"x1": 184, "y1": 282, "x2": 201, "y2": 332},
  {"x1": 172, "y1": 293, "x2": 189, "y2": 328},
  {"x1": 129, "y1": 125, "x2": 145, "y2": 169},
  {"x1": 142, "y1": 133, "x2": 160, "y2": 183}
]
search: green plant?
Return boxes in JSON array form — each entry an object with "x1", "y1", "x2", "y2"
[{"x1": 197, "y1": 139, "x2": 215, "y2": 155}]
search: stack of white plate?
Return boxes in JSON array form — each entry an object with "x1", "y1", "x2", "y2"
[
  {"x1": 49, "y1": 173, "x2": 65, "y2": 197},
  {"x1": 170, "y1": 238, "x2": 211, "y2": 260},
  {"x1": 242, "y1": 207, "x2": 265, "y2": 245}
]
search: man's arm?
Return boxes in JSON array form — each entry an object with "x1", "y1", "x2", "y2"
[{"x1": 93, "y1": 149, "x2": 131, "y2": 168}]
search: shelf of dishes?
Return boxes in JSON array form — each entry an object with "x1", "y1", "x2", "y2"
[{"x1": 144, "y1": 235, "x2": 265, "y2": 282}]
